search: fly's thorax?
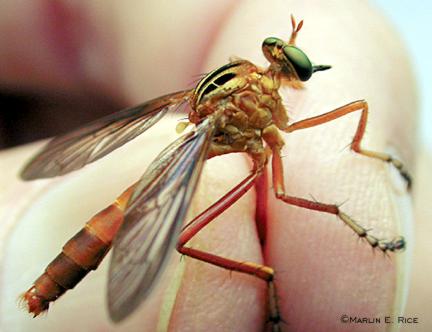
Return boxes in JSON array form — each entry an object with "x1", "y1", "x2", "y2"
[
  {"x1": 190, "y1": 60, "x2": 257, "y2": 112},
  {"x1": 188, "y1": 58, "x2": 288, "y2": 158},
  {"x1": 221, "y1": 69, "x2": 286, "y2": 133},
  {"x1": 190, "y1": 59, "x2": 284, "y2": 125}
]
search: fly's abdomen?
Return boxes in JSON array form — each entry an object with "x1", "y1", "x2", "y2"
[{"x1": 22, "y1": 184, "x2": 135, "y2": 316}]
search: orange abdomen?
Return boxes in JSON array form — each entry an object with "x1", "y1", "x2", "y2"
[{"x1": 22, "y1": 184, "x2": 135, "y2": 316}]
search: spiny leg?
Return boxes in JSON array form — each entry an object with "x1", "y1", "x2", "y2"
[
  {"x1": 271, "y1": 148, "x2": 405, "y2": 252},
  {"x1": 177, "y1": 171, "x2": 282, "y2": 331},
  {"x1": 284, "y1": 100, "x2": 412, "y2": 189}
]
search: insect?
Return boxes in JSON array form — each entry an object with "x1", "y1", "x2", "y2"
[{"x1": 20, "y1": 15, "x2": 410, "y2": 331}]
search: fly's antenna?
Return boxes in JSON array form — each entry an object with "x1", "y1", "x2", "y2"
[{"x1": 288, "y1": 14, "x2": 304, "y2": 45}]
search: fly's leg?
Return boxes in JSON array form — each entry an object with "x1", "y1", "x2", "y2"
[
  {"x1": 177, "y1": 171, "x2": 282, "y2": 331},
  {"x1": 284, "y1": 100, "x2": 412, "y2": 188},
  {"x1": 271, "y1": 148, "x2": 405, "y2": 252},
  {"x1": 22, "y1": 183, "x2": 136, "y2": 316},
  {"x1": 255, "y1": 168, "x2": 269, "y2": 245}
]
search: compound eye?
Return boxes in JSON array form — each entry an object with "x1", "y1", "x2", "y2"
[
  {"x1": 283, "y1": 45, "x2": 313, "y2": 81},
  {"x1": 263, "y1": 37, "x2": 280, "y2": 47},
  {"x1": 262, "y1": 37, "x2": 284, "y2": 64}
]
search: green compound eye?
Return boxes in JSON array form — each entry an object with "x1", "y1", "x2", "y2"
[
  {"x1": 283, "y1": 45, "x2": 313, "y2": 81},
  {"x1": 263, "y1": 37, "x2": 280, "y2": 46}
]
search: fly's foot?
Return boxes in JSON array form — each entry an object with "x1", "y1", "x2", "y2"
[
  {"x1": 386, "y1": 156, "x2": 412, "y2": 190},
  {"x1": 267, "y1": 280, "x2": 285, "y2": 332},
  {"x1": 339, "y1": 212, "x2": 406, "y2": 253}
]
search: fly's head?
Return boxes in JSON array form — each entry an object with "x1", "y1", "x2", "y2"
[{"x1": 262, "y1": 15, "x2": 331, "y2": 83}]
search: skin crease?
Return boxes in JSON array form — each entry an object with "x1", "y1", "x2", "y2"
[{"x1": 1, "y1": 0, "x2": 429, "y2": 331}]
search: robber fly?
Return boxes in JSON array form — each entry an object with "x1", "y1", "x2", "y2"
[{"x1": 20, "y1": 16, "x2": 410, "y2": 331}]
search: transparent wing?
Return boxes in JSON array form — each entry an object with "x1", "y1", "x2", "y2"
[
  {"x1": 107, "y1": 119, "x2": 214, "y2": 322},
  {"x1": 21, "y1": 90, "x2": 192, "y2": 180}
]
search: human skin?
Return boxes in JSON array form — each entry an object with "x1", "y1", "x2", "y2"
[{"x1": 0, "y1": 0, "x2": 422, "y2": 331}]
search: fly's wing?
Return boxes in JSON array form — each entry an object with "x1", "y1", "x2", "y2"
[
  {"x1": 21, "y1": 90, "x2": 192, "y2": 180},
  {"x1": 107, "y1": 119, "x2": 214, "y2": 322}
]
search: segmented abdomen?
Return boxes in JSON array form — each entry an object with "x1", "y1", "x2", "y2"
[{"x1": 22, "y1": 184, "x2": 135, "y2": 316}]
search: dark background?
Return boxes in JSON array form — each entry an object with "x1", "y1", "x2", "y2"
[{"x1": 0, "y1": 89, "x2": 120, "y2": 149}]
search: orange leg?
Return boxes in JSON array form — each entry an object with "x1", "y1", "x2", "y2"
[
  {"x1": 177, "y1": 171, "x2": 282, "y2": 331},
  {"x1": 272, "y1": 149, "x2": 405, "y2": 252},
  {"x1": 255, "y1": 168, "x2": 269, "y2": 245},
  {"x1": 285, "y1": 100, "x2": 412, "y2": 188}
]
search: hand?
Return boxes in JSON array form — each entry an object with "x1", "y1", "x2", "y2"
[{"x1": 0, "y1": 1, "x2": 420, "y2": 331}]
